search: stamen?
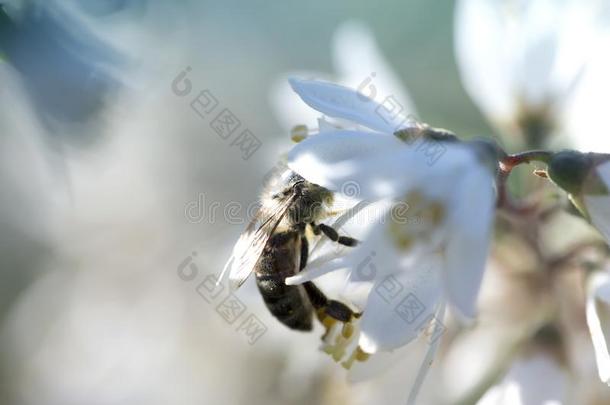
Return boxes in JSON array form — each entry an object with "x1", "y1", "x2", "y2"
[
  {"x1": 319, "y1": 314, "x2": 371, "y2": 369},
  {"x1": 291, "y1": 124, "x2": 309, "y2": 143},
  {"x1": 341, "y1": 348, "x2": 359, "y2": 369},
  {"x1": 342, "y1": 322, "x2": 354, "y2": 339},
  {"x1": 356, "y1": 347, "x2": 370, "y2": 362},
  {"x1": 388, "y1": 190, "x2": 446, "y2": 252},
  {"x1": 424, "y1": 201, "x2": 446, "y2": 225}
]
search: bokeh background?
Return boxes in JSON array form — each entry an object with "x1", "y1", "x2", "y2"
[{"x1": 2, "y1": 1, "x2": 609, "y2": 404}]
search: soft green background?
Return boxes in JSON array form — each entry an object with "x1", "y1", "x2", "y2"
[{"x1": 181, "y1": 0, "x2": 490, "y2": 138}]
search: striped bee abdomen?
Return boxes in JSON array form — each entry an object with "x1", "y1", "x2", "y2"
[{"x1": 255, "y1": 230, "x2": 313, "y2": 331}]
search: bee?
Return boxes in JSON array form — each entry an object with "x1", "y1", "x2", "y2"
[{"x1": 222, "y1": 165, "x2": 359, "y2": 331}]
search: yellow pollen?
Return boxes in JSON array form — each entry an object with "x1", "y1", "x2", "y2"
[
  {"x1": 341, "y1": 349, "x2": 358, "y2": 369},
  {"x1": 342, "y1": 322, "x2": 354, "y2": 339},
  {"x1": 319, "y1": 311, "x2": 371, "y2": 370},
  {"x1": 424, "y1": 201, "x2": 446, "y2": 225},
  {"x1": 405, "y1": 190, "x2": 424, "y2": 208},
  {"x1": 388, "y1": 190, "x2": 446, "y2": 251},
  {"x1": 356, "y1": 347, "x2": 370, "y2": 362},
  {"x1": 322, "y1": 315, "x2": 335, "y2": 329},
  {"x1": 290, "y1": 124, "x2": 308, "y2": 142},
  {"x1": 341, "y1": 346, "x2": 370, "y2": 369}
]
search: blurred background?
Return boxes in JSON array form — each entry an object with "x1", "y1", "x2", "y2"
[{"x1": 1, "y1": 1, "x2": 609, "y2": 404}]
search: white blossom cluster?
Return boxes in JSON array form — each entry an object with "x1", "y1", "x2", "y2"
[{"x1": 262, "y1": 1, "x2": 610, "y2": 403}]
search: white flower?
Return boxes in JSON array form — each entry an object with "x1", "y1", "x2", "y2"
[
  {"x1": 477, "y1": 352, "x2": 569, "y2": 405},
  {"x1": 455, "y1": 0, "x2": 610, "y2": 148},
  {"x1": 270, "y1": 20, "x2": 416, "y2": 133},
  {"x1": 284, "y1": 79, "x2": 496, "y2": 358},
  {"x1": 586, "y1": 269, "x2": 610, "y2": 385}
]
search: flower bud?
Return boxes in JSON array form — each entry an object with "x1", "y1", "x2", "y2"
[
  {"x1": 547, "y1": 151, "x2": 610, "y2": 240},
  {"x1": 547, "y1": 150, "x2": 594, "y2": 196}
]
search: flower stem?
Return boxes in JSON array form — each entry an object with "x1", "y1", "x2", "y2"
[
  {"x1": 496, "y1": 150, "x2": 553, "y2": 211},
  {"x1": 547, "y1": 239, "x2": 609, "y2": 271},
  {"x1": 500, "y1": 150, "x2": 553, "y2": 171}
]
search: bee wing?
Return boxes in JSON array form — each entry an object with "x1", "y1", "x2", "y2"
[{"x1": 221, "y1": 192, "x2": 297, "y2": 290}]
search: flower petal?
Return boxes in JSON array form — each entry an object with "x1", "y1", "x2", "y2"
[
  {"x1": 358, "y1": 256, "x2": 443, "y2": 353},
  {"x1": 477, "y1": 353, "x2": 568, "y2": 405},
  {"x1": 347, "y1": 335, "x2": 418, "y2": 383},
  {"x1": 289, "y1": 78, "x2": 414, "y2": 134},
  {"x1": 287, "y1": 129, "x2": 406, "y2": 193},
  {"x1": 564, "y1": 47, "x2": 610, "y2": 151},
  {"x1": 406, "y1": 299, "x2": 446, "y2": 404},
  {"x1": 332, "y1": 20, "x2": 418, "y2": 118},
  {"x1": 286, "y1": 200, "x2": 392, "y2": 292},
  {"x1": 443, "y1": 325, "x2": 525, "y2": 404},
  {"x1": 583, "y1": 194, "x2": 610, "y2": 242},
  {"x1": 442, "y1": 165, "x2": 495, "y2": 321},
  {"x1": 586, "y1": 270, "x2": 610, "y2": 385},
  {"x1": 269, "y1": 71, "x2": 333, "y2": 131},
  {"x1": 285, "y1": 255, "x2": 349, "y2": 286},
  {"x1": 596, "y1": 160, "x2": 610, "y2": 189},
  {"x1": 513, "y1": 0, "x2": 560, "y2": 106},
  {"x1": 454, "y1": 0, "x2": 516, "y2": 125},
  {"x1": 288, "y1": 130, "x2": 476, "y2": 200}
]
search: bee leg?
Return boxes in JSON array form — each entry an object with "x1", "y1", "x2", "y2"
[
  {"x1": 302, "y1": 226, "x2": 360, "y2": 325},
  {"x1": 313, "y1": 223, "x2": 359, "y2": 247},
  {"x1": 324, "y1": 300, "x2": 356, "y2": 322},
  {"x1": 303, "y1": 281, "x2": 327, "y2": 311},
  {"x1": 299, "y1": 239, "x2": 354, "y2": 322},
  {"x1": 304, "y1": 281, "x2": 368, "y2": 368},
  {"x1": 303, "y1": 281, "x2": 356, "y2": 323},
  {"x1": 299, "y1": 236, "x2": 309, "y2": 271}
]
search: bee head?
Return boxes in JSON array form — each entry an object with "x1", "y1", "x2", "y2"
[
  {"x1": 292, "y1": 179, "x2": 306, "y2": 196},
  {"x1": 291, "y1": 178, "x2": 332, "y2": 202},
  {"x1": 270, "y1": 170, "x2": 333, "y2": 206}
]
